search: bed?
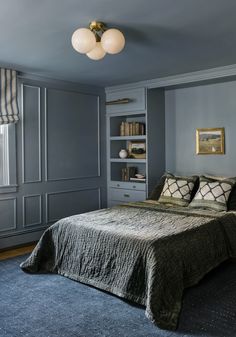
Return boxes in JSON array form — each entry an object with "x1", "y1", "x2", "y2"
[{"x1": 20, "y1": 200, "x2": 236, "y2": 330}]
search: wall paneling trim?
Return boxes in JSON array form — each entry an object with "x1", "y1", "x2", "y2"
[
  {"x1": 44, "y1": 88, "x2": 101, "y2": 182},
  {"x1": 0, "y1": 198, "x2": 17, "y2": 232},
  {"x1": 46, "y1": 188, "x2": 101, "y2": 223},
  {"x1": 22, "y1": 194, "x2": 42, "y2": 228},
  {"x1": 21, "y1": 84, "x2": 42, "y2": 183}
]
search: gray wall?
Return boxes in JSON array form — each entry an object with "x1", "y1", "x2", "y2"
[
  {"x1": 165, "y1": 79, "x2": 236, "y2": 176},
  {"x1": 0, "y1": 75, "x2": 106, "y2": 249}
]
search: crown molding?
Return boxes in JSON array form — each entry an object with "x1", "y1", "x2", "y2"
[
  {"x1": 18, "y1": 72, "x2": 104, "y2": 95},
  {"x1": 105, "y1": 63, "x2": 236, "y2": 93}
]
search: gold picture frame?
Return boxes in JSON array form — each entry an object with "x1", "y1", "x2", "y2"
[
  {"x1": 196, "y1": 128, "x2": 225, "y2": 155},
  {"x1": 128, "y1": 141, "x2": 146, "y2": 159}
]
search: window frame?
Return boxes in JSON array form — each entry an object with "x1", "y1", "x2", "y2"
[{"x1": 0, "y1": 123, "x2": 17, "y2": 194}]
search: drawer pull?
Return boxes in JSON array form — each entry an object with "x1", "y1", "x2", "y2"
[
  {"x1": 133, "y1": 185, "x2": 136, "y2": 188},
  {"x1": 117, "y1": 184, "x2": 120, "y2": 187},
  {"x1": 124, "y1": 194, "x2": 130, "y2": 198}
]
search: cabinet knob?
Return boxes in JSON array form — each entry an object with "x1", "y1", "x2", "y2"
[
  {"x1": 133, "y1": 185, "x2": 136, "y2": 188},
  {"x1": 124, "y1": 194, "x2": 130, "y2": 198},
  {"x1": 117, "y1": 184, "x2": 120, "y2": 187}
]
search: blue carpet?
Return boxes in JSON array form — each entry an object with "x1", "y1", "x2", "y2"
[{"x1": 0, "y1": 255, "x2": 236, "y2": 337}]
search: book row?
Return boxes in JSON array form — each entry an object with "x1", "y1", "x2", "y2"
[{"x1": 120, "y1": 122, "x2": 145, "y2": 136}]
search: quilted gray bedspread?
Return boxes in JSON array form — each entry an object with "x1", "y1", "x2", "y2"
[{"x1": 20, "y1": 201, "x2": 236, "y2": 330}]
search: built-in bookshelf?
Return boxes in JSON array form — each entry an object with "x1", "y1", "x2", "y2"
[{"x1": 106, "y1": 87, "x2": 165, "y2": 206}]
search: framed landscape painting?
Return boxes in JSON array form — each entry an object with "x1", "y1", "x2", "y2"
[
  {"x1": 196, "y1": 128, "x2": 225, "y2": 155},
  {"x1": 128, "y1": 141, "x2": 146, "y2": 159}
]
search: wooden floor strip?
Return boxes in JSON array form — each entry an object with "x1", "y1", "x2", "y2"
[{"x1": 0, "y1": 244, "x2": 35, "y2": 261}]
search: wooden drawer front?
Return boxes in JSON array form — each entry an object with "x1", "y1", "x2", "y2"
[
  {"x1": 110, "y1": 188, "x2": 146, "y2": 202},
  {"x1": 106, "y1": 88, "x2": 146, "y2": 114},
  {"x1": 109, "y1": 181, "x2": 146, "y2": 191}
]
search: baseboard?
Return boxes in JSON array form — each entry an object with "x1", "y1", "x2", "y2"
[
  {"x1": 0, "y1": 241, "x2": 37, "y2": 253},
  {"x1": 0, "y1": 229, "x2": 44, "y2": 250}
]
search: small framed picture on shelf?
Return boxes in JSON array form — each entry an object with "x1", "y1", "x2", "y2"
[{"x1": 128, "y1": 141, "x2": 146, "y2": 159}]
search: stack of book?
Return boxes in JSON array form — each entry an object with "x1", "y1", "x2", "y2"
[
  {"x1": 121, "y1": 167, "x2": 137, "y2": 181},
  {"x1": 120, "y1": 122, "x2": 145, "y2": 136}
]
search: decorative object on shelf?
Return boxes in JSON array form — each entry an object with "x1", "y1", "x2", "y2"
[
  {"x1": 196, "y1": 128, "x2": 225, "y2": 155},
  {"x1": 136, "y1": 174, "x2": 145, "y2": 179},
  {"x1": 71, "y1": 21, "x2": 125, "y2": 60},
  {"x1": 128, "y1": 141, "x2": 146, "y2": 159},
  {"x1": 120, "y1": 121, "x2": 145, "y2": 136},
  {"x1": 121, "y1": 167, "x2": 137, "y2": 181},
  {"x1": 119, "y1": 149, "x2": 128, "y2": 159},
  {"x1": 106, "y1": 98, "x2": 131, "y2": 106}
]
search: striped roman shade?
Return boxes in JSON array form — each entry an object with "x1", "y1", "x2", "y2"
[{"x1": 0, "y1": 68, "x2": 19, "y2": 124}]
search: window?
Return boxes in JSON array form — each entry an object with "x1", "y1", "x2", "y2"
[
  {"x1": 0, "y1": 67, "x2": 19, "y2": 192},
  {"x1": 0, "y1": 125, "x2": 10, "y2": 186},
  {"x1": 0, "y1": 123, "x2": 17, "y2": 192}
]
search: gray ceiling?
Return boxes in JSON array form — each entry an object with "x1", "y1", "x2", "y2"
[{"x1": 1, "y1": 0, "x2": 236, "y2": 87}]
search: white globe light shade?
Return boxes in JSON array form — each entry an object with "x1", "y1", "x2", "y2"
[
  {"x1": 71, "y1": 28, "x2": 96, "y2": 54},
  {"x1": 101, "y1": 28, "x2": 125, "y2": 54},
  {"x1": 86, "y1": 42, "x2": 106, "y2": 60}
]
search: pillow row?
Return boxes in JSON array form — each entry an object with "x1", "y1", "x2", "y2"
[{"x1": 150, "y1": 173, "x2": 236, "y2": 212}]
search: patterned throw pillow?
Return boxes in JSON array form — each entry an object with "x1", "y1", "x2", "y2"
[
  {"x1": 189, "y1": 176, "x2": 236, "y2": 211},
  {"x1": 204, "y1": 174, "x2": 236, "y2": 211},
  {"x1": 158, "y1": 174, "x2": 198, "y2": 206}
]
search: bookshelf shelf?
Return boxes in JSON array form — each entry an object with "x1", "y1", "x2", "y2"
[
  {"x1": 110, "y1": 135, "x2": 146, "y2": 141},
  {"x1": 110, "y1": 158, "x2": 146, "y2": 163},
  {"x1": 110, "y1": 180, "x2": 146, "y2": 186}
]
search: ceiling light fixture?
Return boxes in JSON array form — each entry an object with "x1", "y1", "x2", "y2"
[{"x1": 71, "y1": 21, "x2": 125, "y2": 60}]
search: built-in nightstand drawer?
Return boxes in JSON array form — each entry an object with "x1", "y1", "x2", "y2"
[
  {"x1": 109, "y1": 181, "x2": 146, "y2": 191},
  {"x1": 109, "y1": 188, "x2": 146, "y2": 203}
]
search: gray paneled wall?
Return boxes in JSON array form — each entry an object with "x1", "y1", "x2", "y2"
[
  {"x1": 0, "y1": 198, "x2": 17, "y2": 232},
  {"x1": 22, "y1": 194, "x2": 42, "y2": 228},
  {"x1": 46, "y1": 188, "x2": 100, "y2": 223},
  {"x1": 0, "y1": 75, "x2": 106, "y2": 250},
  {"x1": 46, "y1": 88, "x2": 100, "y2": 181},
  {"x1": 165, "y1": 79, "x2": 236, "y2": 176}
]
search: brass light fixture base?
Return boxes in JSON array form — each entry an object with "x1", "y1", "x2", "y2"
[{"x1": 89, "y1": 21, "x2": 106, "y2": 32}]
